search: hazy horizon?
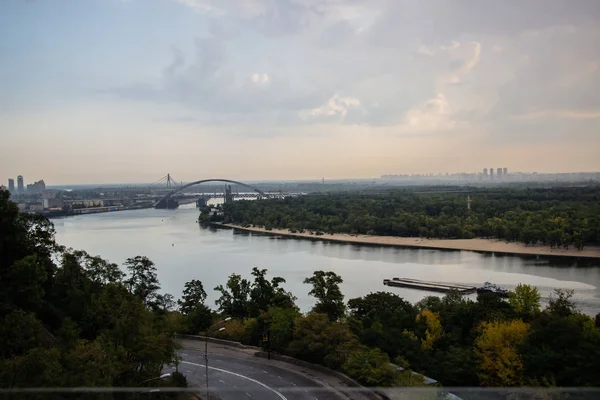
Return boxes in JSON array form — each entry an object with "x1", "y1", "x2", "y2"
[{"x1": 2, "y1": 0, "x2": 600, "y2": 185}]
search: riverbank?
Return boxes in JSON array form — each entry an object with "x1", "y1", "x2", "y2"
[{"x1": 216, "y1": 223, "x2": 600, "y2": 259}]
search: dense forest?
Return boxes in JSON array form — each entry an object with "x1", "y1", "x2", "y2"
[
  {"x1": 2, "y1": 188, "x2": 600, "y2": 392},
  {"x1": 202, "y1": 186, "x2": 600, "y2": 249},
  {"x1": 0, "y1": 190, "x2": 185, "y2": 391}
]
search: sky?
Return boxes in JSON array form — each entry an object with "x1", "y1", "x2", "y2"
[{"x1": 1, "y1": 0, "x2": 600, "y2": 185}]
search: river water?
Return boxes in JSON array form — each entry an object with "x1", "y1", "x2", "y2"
[{"x1": 53, "y1": 204, "x2": 600, "y2": 315}]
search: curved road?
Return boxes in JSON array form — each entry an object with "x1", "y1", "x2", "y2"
[{"x1": 169, "y1": 346, "x2": 350, "y2": 400}]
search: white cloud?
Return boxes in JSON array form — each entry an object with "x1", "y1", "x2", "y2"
[
  {"x1": 172, "y1": 0, "x2": 220, "y2": 14},
  {"x1": 251, "y1": 73, "x2": 270, "y2": 86},
  {"x1": 301, "y1": 94, "x2": 362, "y2": 122}
]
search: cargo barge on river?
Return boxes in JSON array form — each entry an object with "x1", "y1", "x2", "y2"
[{"x1": 383, "y1": 277, "x2": 477, "y2": 294}]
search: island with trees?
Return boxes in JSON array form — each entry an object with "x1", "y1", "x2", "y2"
[{"x1": 200, "y1": 185, "x2": 600, "y2": 257}]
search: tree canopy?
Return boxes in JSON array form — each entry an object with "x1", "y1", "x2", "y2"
[{"x1": 203, "y1": 186, "x2": 600, "y2": 249}]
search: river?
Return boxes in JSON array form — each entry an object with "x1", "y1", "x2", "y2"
[{"x1": 53, "y1": 204, "x2": 600, "y2": 315}]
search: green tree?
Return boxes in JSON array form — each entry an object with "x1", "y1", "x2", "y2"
[
  {"x1": 286, "y1": 312, "x2": 360, "y2": 369},
  {"x1": 0, "y1": 190, "x2": 178, "y2": 388},
  {"x1": 249, "y1": 267, "x2": 297, "y2": 316},
  {"x1": 546, "y1": 289, "x2": 577, "y2": 317},
  {"x1": 265, "y1": 307, "x2": 300, "y2": 353},
  {"x1": 186, "y1": 304, "x2": 212, "y2": 334},
  {"x1": 343, "y1": 347, "x2": 397, "y2": 386},
  {"x1": 76, "y1": 251, "x2": 124, "y2": 284},
  {"x1": 214, "y1": 274, "x2": 251, "y2": 319},
  {"x1": 124, "y1": 256, "x2": 160, "y2": 305},
  {"x1": 509, "y1": 284, "x2": 541, "y2": 319},
  {"x1": 348, "y1": 291, "x2": 417, "y2": 331},
  {"x1": 303, "y1": 271, "x2": 346, "y2": 321},
  {"x1": 521, "y1": 313, "x2": 600, "y2": 386},
  {"x1": 178, "y1": 279, "x2": 207, "y2": 315}
]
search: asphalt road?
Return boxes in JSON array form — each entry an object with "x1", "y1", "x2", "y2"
[{"x1": 170, "y1": 348, "x2": 348, "y2": 400}]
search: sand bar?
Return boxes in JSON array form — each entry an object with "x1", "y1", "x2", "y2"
[{"x1": 215, "y1": 223, "x2": 600, "y2": 259}]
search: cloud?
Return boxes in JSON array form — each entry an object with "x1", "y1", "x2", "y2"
[
  {"x1": 301, "y1": 94, "x2": 363, "y2": 122},
  {"x1": 512, "y1": 109, "x2": 600, "y2": 121},
  {"x1": 251, "y1": 73, "x2": 270, "y2": 86},
  {"x1": 105, "y1": 0, "x2": 600, "y2": 148}
]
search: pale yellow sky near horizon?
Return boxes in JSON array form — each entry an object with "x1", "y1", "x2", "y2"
[{"x1": 2, "y1": 0, "x2": 600, "y2": 185}]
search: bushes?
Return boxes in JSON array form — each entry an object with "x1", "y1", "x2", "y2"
[{"x1": 343, "y1": 347, "x2": 397, "y2": 386}]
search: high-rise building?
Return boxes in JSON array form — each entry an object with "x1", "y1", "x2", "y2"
[
  {"x1": 503, "y1": 167, "x2": 508, "y2": 176},
  {"x1": 27, "y1": 180, "x2": 46, "y2": 194},
  {"x1": 8, "y1": 178, "x2": 15, "y2": 193},
  {"x1": 497, "y1": 167, "x2": 503, "y2": 178},
  {"x1": 17, "y1": 175, "x2": 24, "y2": 193},
  {"x1": 483, "y1": 168, "x2": 488, "y2": 178},
  {"x1": 490, "y1": 168, "x2": 494, "y2": 179}
]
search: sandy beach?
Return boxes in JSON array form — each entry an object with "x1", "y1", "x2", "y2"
[{"x1": 216, "y1": 223, "x2": 600, "y2": 259}]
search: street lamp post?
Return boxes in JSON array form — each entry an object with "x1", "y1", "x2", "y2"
[{"x1": 205, "y1": 317, "x2": 231, "y2": 399}]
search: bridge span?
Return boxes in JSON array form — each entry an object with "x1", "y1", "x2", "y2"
[{"x1": 154, "y1": 178, "x2": 271, "y2": 209}]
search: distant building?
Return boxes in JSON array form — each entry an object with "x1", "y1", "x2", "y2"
[
  {"x1": 497, "y1": 168, "x2": 503, "y2": 178},
  {"x1": 43, "y1": 190, "x2": 63, "y2": 209},
  {"x1": 490, "y1": 168, "x2": 494, "y2": 179},
  {"x1": 483, "y1": 168, "x2": 488, "y2": 178},
  {"x1": 8, "y1": 178, "x2": 15, "y2": 193},
  {"x1": 503, "y1": 167, "x2": 508, "y2": 176},
  {"x1": 27, "y1": 179, "x2": 46, "y2": 194},
  {"x1": 17, "y1": 175, "x2": 24, "y2": 193}
]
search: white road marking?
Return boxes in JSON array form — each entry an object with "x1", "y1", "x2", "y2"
[
  {"x1": 245, "y1": 392, "x2": 252, "y2": 397},
  {"x1": 291, "y1": 383, "x2": 297, "y2": 386},
  {"x1": 313, "y1": 397, "x2": 318, "y2": 400},
  {"x1": 182, "y1": 361, "x2": 287, "y2": 400},
  {"x1": 277, "y1": 376, "x2": 282, "y2": 379},
  {"x1": 218, "y1": 379, "x2": 225, "y2": 384}
]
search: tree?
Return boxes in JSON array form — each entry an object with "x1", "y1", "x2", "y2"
[
  {"x1": 123, "y1": 256, "x2": 160, "y2": 305},
  {"x1": 249, "y1": 267, "x2": 296, "y2": 316},
  {"x1": 186, "y1": 304, "x2": 212, "y2": 334},
  {"x1": 546, "y1": 289, "x2": 577, "y2": 317},
  {"x1": 286, "y1": 312, "x2": 360, "y2": 369},
  {"x1": 417, "y1": 309, "x2": 443, "y2": 351},
  {"x1": 214, "y1": 274, "x2": 251, "y2": 319},
  {"x1": 348, "y1": 292, "x2": 417, "y2": 331},
  {"x1": 0, "y1": 190, "x2": 178, "y2": 388},
  {"x1": 474, "y1": 319, "x2": 530, "y2": 386},
  {"x1": 521, "y1": 313, "x2": 600, "y2": 386},
  {"x1": 152, "y1": 293, "x2": 176, "y2": 313},
  {"x1": 76, "y1": 251, "x2": 124, "y2": 284},
  {"x1": 509, "y1": 284, "x2": 541, "y2": 319},
  {"x1": 429, "y1": 346, "x2": 479, "y2": 387},
  {"x1": 178, "y1": 279, "x2": 207, "y2": 315},
  {"x1": 265, "y1": 307, "x2": 300, "y2": 353},
  {"x1": 303, "y1": 271, "x2": 346, "y2": 321},
  {"x1": 343, "y1": 347, "x2": 397, "y2": 387}
]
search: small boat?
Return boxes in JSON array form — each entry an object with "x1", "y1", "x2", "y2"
[{"x1": 477, "y1": 282, "x2": 509, "y2": 298}]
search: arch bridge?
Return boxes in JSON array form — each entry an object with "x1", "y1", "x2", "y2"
[{"x1": 154, "y1": 178, "x2": 267, "y2": 208}]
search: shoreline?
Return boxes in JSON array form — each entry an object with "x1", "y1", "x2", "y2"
[{"x1": 214, "y1": 223, "x2": 600, "y2": 260}]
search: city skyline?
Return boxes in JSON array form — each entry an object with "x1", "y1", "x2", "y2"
[
  {"x1": 6, "y1": 167, "x2": 600, "y2": 187},
  {"x1": 2, "y1": 1, "x2": 600, "y2": 184}
]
